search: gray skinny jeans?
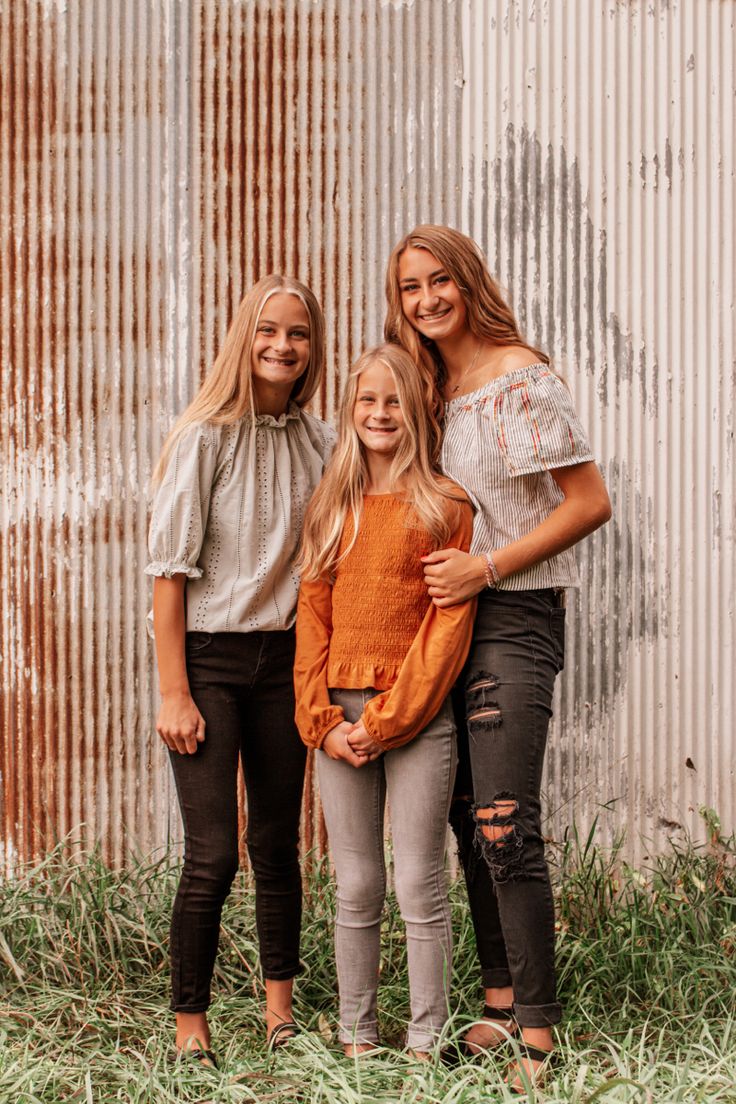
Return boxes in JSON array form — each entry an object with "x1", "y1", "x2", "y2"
[{"x1": 316, "y1": 688, "x2": 457, "y2": 1051}]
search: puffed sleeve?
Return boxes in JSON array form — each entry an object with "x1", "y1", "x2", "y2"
[
  {"x1": 145, "y1": 423, "x2": 220, "y2": 579},
  {"x1": 293, "y1": 576, "x2": 346, "y2": 748},
  {"x1": 302, "y1": 413, "x2": 337, "y2": 463},
  {"x1": 492, "y1": 369, "x2": 594, "y2": 477},
  {"x1": 360, "y1": 501, "x2": 477, "y2": 751}
]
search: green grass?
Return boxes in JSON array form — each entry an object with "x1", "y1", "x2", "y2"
[{"x1": 1, "y1": 821, "x2": 735, "y2": 1103}]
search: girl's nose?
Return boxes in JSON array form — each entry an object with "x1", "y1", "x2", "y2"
[
  {"x1": 419, "y1": 288, "x2": 440, "y2": 311},
  {"x1": 272, "y1": 331, "x2": 292, "y2": 351}
]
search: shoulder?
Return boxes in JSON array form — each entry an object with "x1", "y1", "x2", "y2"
[
  {"x1": 175, "y1": 419, "x2": 221, "y2": 450},
  {"x1": 492, "y1": 345, "x2": 544, "y2": 378},
  {"x1": 297, "y1": 410, "x2": 338, "y2": 456},
  {"x1": 493, "y1": 360, "x2": 570, "y2": 407}
]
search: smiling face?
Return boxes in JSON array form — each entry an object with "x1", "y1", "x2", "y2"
[
  {"x1": 250, "y1": 292, "x2": 311, "y2": 409},
  {"x1": 352, "y1": 359, "x2": 407, "y2": 459},
  {"x1": 397, "y1": 245, "x2": 469, "y2": 343}
]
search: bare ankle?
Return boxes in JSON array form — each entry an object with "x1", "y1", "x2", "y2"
[
  {"x1": 521, "y1": 1025, "x2": 553, "y2": 1052},
  {"x1": 343, "y1": 1041, "x2": 379, "y2": 1057},
  {"x1": 175, "y1": 1011, "x2": 211, "y2": 1051},
  {"x1": 485, "y1": 985, "x2": 514, "y2": 1008},
  {"x1": 264, "y1": 977, "x2": 294, "y2": 1035}
]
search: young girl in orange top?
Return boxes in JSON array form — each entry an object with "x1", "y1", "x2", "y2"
[{"x1": 295, "y1": 344, "x2": 476, "y2": 1056}]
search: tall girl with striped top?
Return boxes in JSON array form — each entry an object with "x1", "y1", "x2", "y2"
[{"x1": 384, "y1": 225, "x2": 611, "y2": 1089}]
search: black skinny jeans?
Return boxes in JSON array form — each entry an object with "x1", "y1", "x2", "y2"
[
  {"x1": 449, "y1": 588, "x2": 565, "y2": 1028},
  {"x1": 168, "y1": 629, "x2": 307, "y2": 1012}
]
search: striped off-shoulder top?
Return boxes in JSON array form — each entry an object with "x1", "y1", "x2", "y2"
[{"x1": 441, "y1": 363, "x2": 595, "y2": 590}]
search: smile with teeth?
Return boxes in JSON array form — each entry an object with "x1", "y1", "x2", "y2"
[
  {"x1": 262, "y1": 355, "x2": 295, "y2": 365},
  {"x1": 418, "y1": 306, "x2": 451, "y2": 321}
]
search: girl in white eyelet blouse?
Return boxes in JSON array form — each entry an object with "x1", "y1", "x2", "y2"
[{"x1": 146, "y1": 275, "x2": 335, "y2": 1066}]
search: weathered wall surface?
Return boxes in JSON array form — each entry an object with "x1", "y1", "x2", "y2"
[
  {"x1": 459, "y1": 0, "x2": 735, "y2": 850},
  {"x1": 1, "y1": 0, "x2": 733, "y2": 870}
]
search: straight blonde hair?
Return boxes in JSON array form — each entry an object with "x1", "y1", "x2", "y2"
[
  {"x1": 384, "y1": 224, "x2": 548, "y2": 387},
  {"x1": 152, "y1": 275, "x2": 325, "y2": 484},
  {"x1": 300, "y1": 343, "x2": 465, "y2": 581}
]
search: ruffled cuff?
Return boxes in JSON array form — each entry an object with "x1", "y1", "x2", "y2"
[
  {"x1": 304, "y1": 706, "x2": 345, "y2": 749},
  {"x1": 361, "y1": 697, "x2": 392, "y2": 746},
  {"x1": 144, "y1": 561, "x2": 203, "y2": 580}
]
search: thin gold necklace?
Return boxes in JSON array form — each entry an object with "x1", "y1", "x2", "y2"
[{"x1": 447, "y1": 341, "x2": 482, "y2": 394}]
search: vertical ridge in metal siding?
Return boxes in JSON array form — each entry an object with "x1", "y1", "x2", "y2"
[
  {"x1": 8, "y1": 0, "x2": 730, "y2": 871},
  {"x1": 0, "y1": 0, "x2": 466, "y2": 870},
  {"x1": 460, "y1": 0, "x2": 734, "y2": 859}
]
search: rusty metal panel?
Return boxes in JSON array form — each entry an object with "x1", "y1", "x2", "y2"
[
  {"x1": 2, "y1": 0, "x2": 733, "y2": 871},
  {"x1": 0, "y1": 0, "x2": 463, "y2": 870},
  {"x1": 460, "y1": 0, "x2": 735, "y2": 856}
]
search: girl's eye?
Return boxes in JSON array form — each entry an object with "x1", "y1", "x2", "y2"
[
  {"x1": 400, "y1": 284, "x2": 418, "y2": 294},
  {"x1": 291, "y1": 330, "x2": 309, "y2": 339},
  {"x1": 258, "y1": 326, "x2": 274, "y2": 334},
  {"x1": 388, "y1": 397, "x2": 400, "y2": 406},
  {"x1": 434, "y1": 275, "x2": 450, "y2": 285}
]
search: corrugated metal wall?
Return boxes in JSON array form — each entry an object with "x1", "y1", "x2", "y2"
[
  {"x1": 459, "y1": 0, "x2": 735, "y2": 851},
  {"x1": 1, "y1": 0, "x2": 733, "y2": 871}
]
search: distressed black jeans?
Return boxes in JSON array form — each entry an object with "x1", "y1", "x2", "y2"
[
  {"x1": 449, "y1": 589, "x2": 565, "y2": 1028},
  {"x1": 168, "y1": 629, "x2": 307, "y2": 1012}
]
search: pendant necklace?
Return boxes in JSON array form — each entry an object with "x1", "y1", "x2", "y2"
[{"x1": 448, "y1": 340, "x2": 483, "y2": 394}]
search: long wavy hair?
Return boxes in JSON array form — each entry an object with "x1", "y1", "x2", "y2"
[
  {"x1": 299, "y1": 343, "x2": 465, "y2": 581},
  {"x1": 152, "y1": 274, "x2": 325, "y2": 484},
  {"x1": 384, "y1": 224, "x2": 548, "y2": 387}
]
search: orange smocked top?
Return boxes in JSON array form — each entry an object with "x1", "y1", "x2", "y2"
[{"x1": 294, "y1": 493, "x2": 477, "y2": 750}]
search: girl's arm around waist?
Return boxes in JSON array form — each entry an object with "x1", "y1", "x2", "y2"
[{"x1": 423, "y1": 461, "x2": 611, "y2": 606}]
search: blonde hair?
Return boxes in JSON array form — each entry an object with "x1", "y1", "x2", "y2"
[
  {"x1": 384, "y1": 224, "x2": 548, "y2": 386},
  {"x1": 153, "y1": 274, "x2": 325, "y2": 484},
  {"x1": 300, "y1": 343, "x2": 465, "y2": 581}
]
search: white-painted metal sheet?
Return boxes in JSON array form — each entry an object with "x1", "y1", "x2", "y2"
[
  {"x1": 460, "y1": 0, "x2": 735, "y2": 855},
  {"x1": 1, "y1": 0, "x2": 732, "y2": 870}
]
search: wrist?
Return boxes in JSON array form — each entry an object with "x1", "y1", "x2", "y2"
[
  {"x1": 474, "y1": 554, "x2": 492, "y2": 590},
  {"x1": 481, "y1": 550, "x2": 503, "y2": 589},
  {"x1": 160, "y1": 685, "x2": 191, "y2": 700}
]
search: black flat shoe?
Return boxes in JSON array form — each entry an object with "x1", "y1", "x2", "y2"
[
  {"x1": 507, "y1": 1043, "x2": 556, "y2": 1094},
  {"x1": 460, "y1": 1005, "x2": 518, "y2": 1057},
  {"x1": 267, "y1": 1021, "x2": 299, "y2": 1051},
  {"x1": 178, "y1": 1046, "x2": 219, "y2": 1069}
]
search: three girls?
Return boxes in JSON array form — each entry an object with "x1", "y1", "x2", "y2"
[{"x1": 149, "y1": 227, "x2": 609, "y2": 1083}]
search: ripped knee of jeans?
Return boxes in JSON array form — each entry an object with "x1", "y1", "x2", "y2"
[
  {"x1": 472, "y1": 792, "x2": 525, "y2": 883},
  {"x1": 466, "y1": 671, "x2": 502, "y2": 732}
]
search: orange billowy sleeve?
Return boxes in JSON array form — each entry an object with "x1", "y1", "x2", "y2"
[
  {"x1": 294, "y1": 575, "x2": 345, "y2": 749},
  {"x1": 361, "y1": 502, "x2": 477, "y2": 751}
]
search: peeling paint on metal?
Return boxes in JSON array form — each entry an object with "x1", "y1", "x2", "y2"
[
  {"x1": 1, "y1": 0, "x2": 733, "y2": 872},
  {"x1": 0, "y1": 0, "x2": 464, "y2": 871},
  {"x1": 462, "y1": 0, "x2": 735, "y2": 858}
]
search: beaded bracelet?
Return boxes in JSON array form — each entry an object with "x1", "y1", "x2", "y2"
[{"x1": 483, "y1": 551, "x2": 501, "y2": 588}]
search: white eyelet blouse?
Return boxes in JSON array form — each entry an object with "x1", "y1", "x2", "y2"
[
  {"x1": 441, "y1": 364, "x2": 595, "y2": 590},
  {"x1": 146, "y1": 404, "x2": 336, "y2": 633}
]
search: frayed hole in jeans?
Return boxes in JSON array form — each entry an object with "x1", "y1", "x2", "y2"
[{"x1": 472, "y1": 794, "x2": 525, "y2": 883}]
